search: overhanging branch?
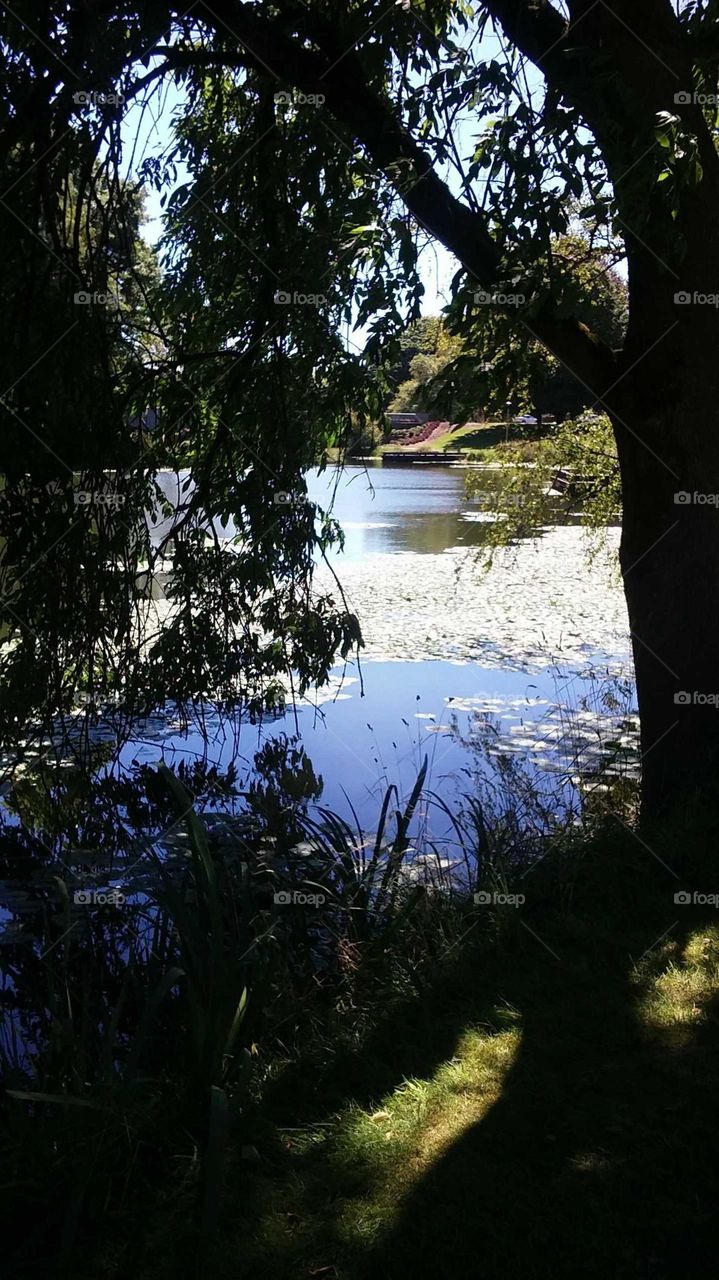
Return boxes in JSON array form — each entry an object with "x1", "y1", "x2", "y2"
[{"x1": 160, "y1": 1, "x2": 617, "y2": 389}]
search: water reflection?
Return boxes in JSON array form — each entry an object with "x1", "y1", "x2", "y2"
[{"x1": 308, "y1": 462, "x2": 502, "y2": 558}]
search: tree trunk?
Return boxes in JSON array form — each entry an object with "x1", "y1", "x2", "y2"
[{"x1": 613, "y1": 335, "x2": 719, "y2": 825}]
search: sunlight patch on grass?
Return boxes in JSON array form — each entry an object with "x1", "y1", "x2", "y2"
[
  {"x1": 328, "y1": 1021, "x2": 521, "y2": 1248},
  {"x1": 227, "y1": 1022, "x2": 521, "y2": 1273},
  {"x1": 636, "y1": 926, "x2": 719, "y2": 1033}
]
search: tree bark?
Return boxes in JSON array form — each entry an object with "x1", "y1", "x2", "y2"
[{"x1": 612, "y1": 320, "x2": 719, "y2": 823}]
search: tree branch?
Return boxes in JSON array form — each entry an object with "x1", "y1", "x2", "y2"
[{"x1": 183, "y1": 1, "x2": 615, "y2": 391}]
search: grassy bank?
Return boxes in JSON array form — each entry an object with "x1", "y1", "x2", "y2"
[
  {"x1": 378, "y1": 421, "x2": 547, "y2": 461},
  {"x1": 416, "y1": 421, "x2": 510, "y2": 454},
  {"x1": 198, "y1": 823, "x2": 719, "y2": 1280}
]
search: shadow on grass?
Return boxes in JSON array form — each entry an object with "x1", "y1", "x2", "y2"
[{"x1": 234, "y1": 834, "x2": 719, "y2": 1280}]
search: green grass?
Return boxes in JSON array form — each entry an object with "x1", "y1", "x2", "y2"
[
  {"x1": 374, "y1": 422, "x2": 504, "y2": 454},
  {"x1": 375, "y1": 421, "x2": 545, "y2": 457},
  {"x1": 420, "y1": 421, "x2": 507, "y2": 452},
  {"x1": 184, "y1": 829, "x2": 719, "y2": 1280}
]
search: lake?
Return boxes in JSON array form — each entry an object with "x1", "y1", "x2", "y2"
[{"x1": 126, "y1": 461, "x2": 636, "y2": 835}]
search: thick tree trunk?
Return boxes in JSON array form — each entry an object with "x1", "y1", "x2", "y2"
[{"x1": 613, "y1": 339, "x2": 719, "y2": 825}]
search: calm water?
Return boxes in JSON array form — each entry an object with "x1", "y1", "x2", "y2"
[
  {"x1": 308, "y1": 461, "x2": 491, "y2": 559},
  {"x1": 127, "y1": 463, "x2": 635, "y2": 829}
]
